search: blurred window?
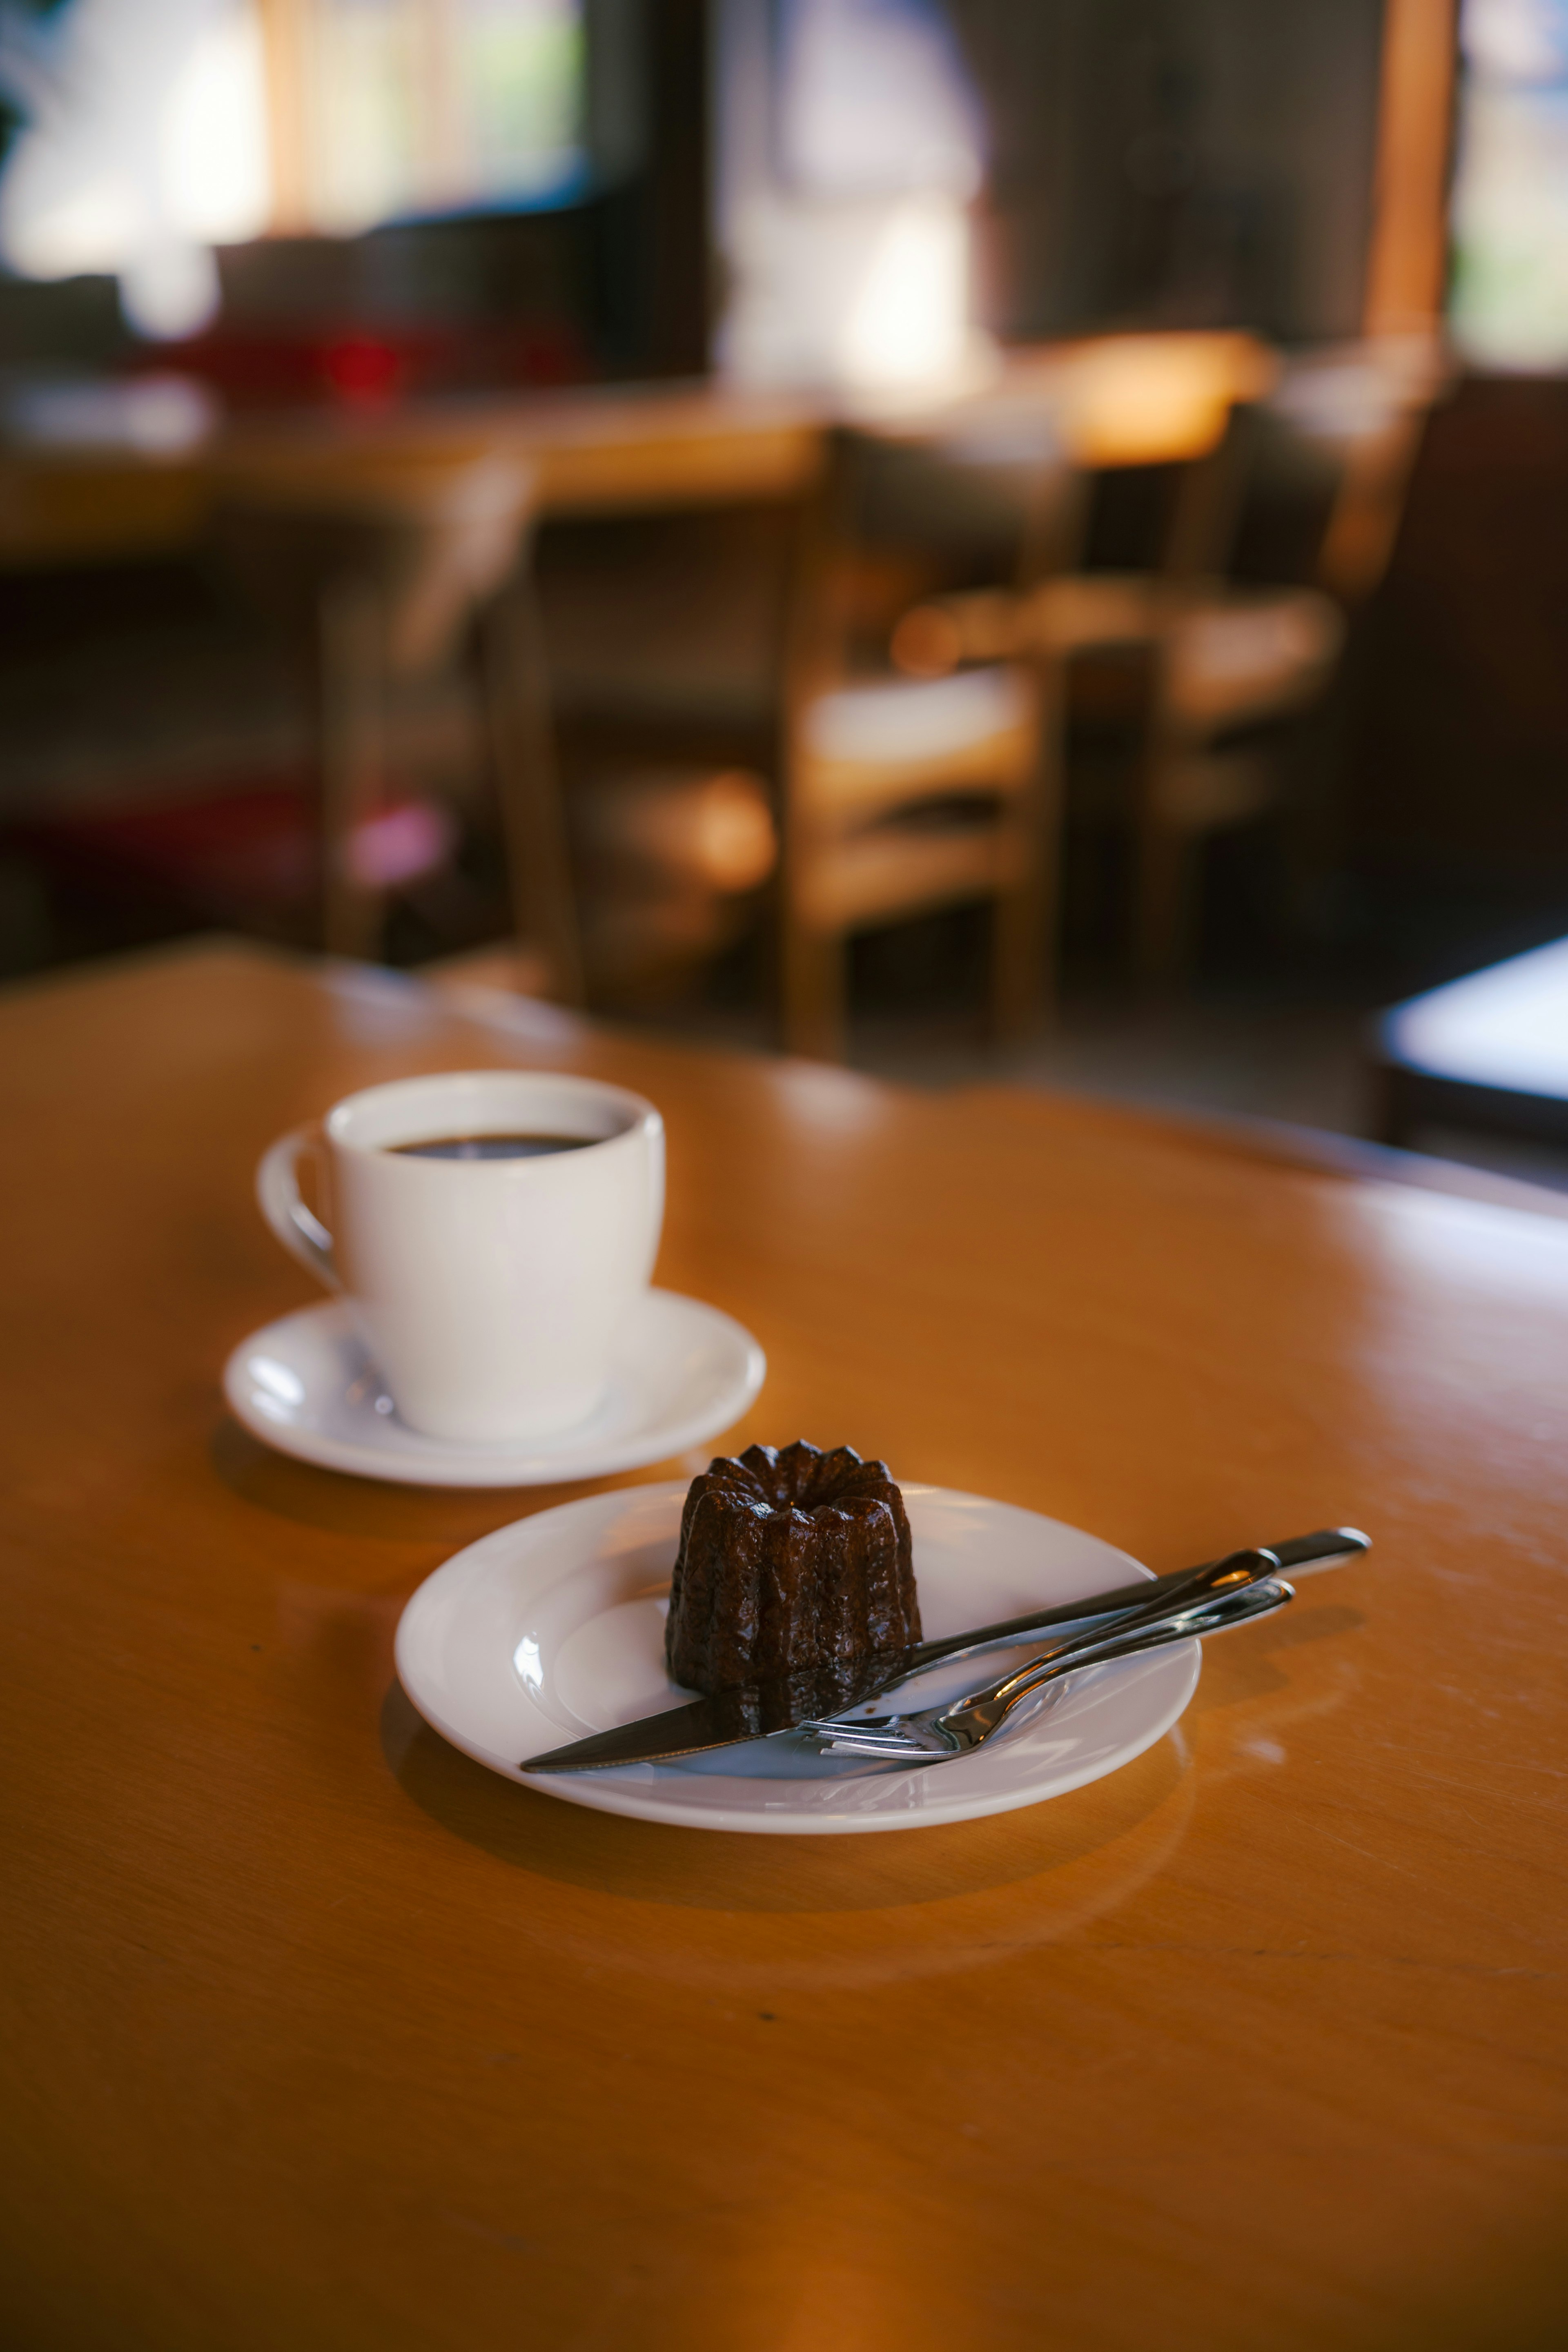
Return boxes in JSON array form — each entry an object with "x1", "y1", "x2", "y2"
[
  {"x1": 717, "y1": 0, "x2": 988, "y2": 391},
  {"x1": 285, "y1": 0, "x2": 587, "y2": 234},
  {"x1": 773, "y1": 0, "x2": 982, "y2": 198},
  {"x1": 0, "y1": 0, "x2": 586, "y2": 336},
  {"x1": 0, "y1": 0, "x2": 272, "y2": 335},
  {"x1": 1451, "y1": 0, "x2": 1568, "y2": 365}
]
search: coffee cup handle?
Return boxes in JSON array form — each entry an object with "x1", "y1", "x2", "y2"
[{"x1": 257, "y1": 1123, "x2": 341, "y2": 1292}]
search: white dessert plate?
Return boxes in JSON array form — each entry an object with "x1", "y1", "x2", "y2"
[
  {"x1": 223, "y1": 1292, "x2": 765, "y2": 1487},
  {"x1": 394, "y1": 1483, "x2": 1200, "y2": 1833}
]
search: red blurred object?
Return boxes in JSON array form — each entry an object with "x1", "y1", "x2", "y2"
[
  {"x1": 24, "y1": 783, "x2": 453, "y2": 931},
  {"x1": 125, "y1": 318, "x2": 591, "y2": 411},
  {"x1": 321, "y1": 334, "x2": 405, "y2": 408},
  {"x1": 33, "y1": 785, "x2": 318, "y2": 919}
]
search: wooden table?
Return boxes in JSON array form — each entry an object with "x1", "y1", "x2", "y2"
[
  {"x1": 0, "y1": 334, "x2": 1274, "y2": 569},
  {"x1": 5, "y1": 941, "x2": 1566, "y2": 2352},
  {"x1": 1378, "y1": 933, "x2": 1568, "y2": 1152}
]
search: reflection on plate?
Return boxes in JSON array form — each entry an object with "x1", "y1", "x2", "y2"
[
  {"x1": 223, "y1": 1291, "x2": 765, "y2": 1487},
  {"x1": 394, "y1": 1483, "x2": 1200, "y2": 1834}
]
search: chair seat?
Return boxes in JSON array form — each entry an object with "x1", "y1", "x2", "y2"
[
  {"x1": 570, "y1": 768, "x2": 776, "y2": 895},
  {"x1": 791, "y1": 813, "x2": 1023, "y2": 931},
  {"x1": 937, "y1": 576, "x2": 1345, "y2": 735},
  {"x1": 1164, "y1": 588, "x2": 1343, "y2": 731},
  {"x1": 1152, "y1": 748, "x2": 1278, "y2": 828},
  {"x1": 804, "y1": 664, "x2": 1029, "y2": 763},
  {"x1": 567, "y1": 766, "x2": 777, "y2": 999},
  {"x1": 1031, "y1": 573, "x2": 1164, "y2": 650},
  {"x1": 797, "y1": 665, "x2": 1035, "y2": 821}
]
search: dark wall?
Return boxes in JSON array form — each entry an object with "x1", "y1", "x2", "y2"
[
  {"x1": 951, "y1": 0, "x2": 1385, "y2": 343},
  {"x1": 0, "y1": 272, "x2": 128, "y2": 368},
  {"x1": 1350, "y1": 376, "x2": 1568, "y2": 902},
  {"x1": 590, "y1": 0, "x2": 712, "y2": 374}
]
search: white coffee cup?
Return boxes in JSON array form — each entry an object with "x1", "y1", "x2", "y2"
[{"x1": 257, "y1": 1069, "x2": 664, "y2": 1444}]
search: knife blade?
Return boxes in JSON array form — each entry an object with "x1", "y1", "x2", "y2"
[{"x1": 518, "y1": 1524, "x2": 1368, "y2": 1774}]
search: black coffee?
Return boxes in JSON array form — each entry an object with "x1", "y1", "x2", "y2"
[{"x1": 390, "y1": 1132, "x2": 596, "y2": 1162}]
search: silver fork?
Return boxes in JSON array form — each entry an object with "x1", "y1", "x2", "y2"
[{"x1": 800, "y1": 1549, "x2": 1292, "y2": 1762}]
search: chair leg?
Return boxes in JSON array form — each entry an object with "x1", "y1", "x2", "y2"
[
  {"x1": 993, "y1": 780, "x2": 1050, "y2": 1033},
  {"x1": 993, "y1": 877, "x2": 1045, "y2": 1039},
  {"x1": 482, "y1": 574, "x2": 585, "y2": 1007},
  {"x1": 782, "y1": 909, "x2": 847, "y2": 1062},
  {"x1": 992, "y1": 659, "x2": 1065, "y2": 1037},
  {"x1": 1132, "y1": 710, "x2": 1198, "y2": 984},
  {"x1": 317, "y1": 577, "x2": 388, "y2": 962},
  {"x1": 1132, "y1": 808, "x2": 1194, "y2": 985}
]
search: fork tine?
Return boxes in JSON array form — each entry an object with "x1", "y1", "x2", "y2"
[
  {"x1": 806, "y1": 1577, "x2": 1295, "y2": 1764},
  {"x1": 800, "y1": 1719, "x2": 947, "y2": 1757}
]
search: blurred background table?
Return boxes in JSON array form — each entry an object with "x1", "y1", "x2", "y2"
[
  {"x1": 3, "y1": 330, "x2": 1315, "y2": 1029},
  {"x1": 1377, "y1": 931, "x2": 1568, "y2": 1157},
  {"x1": 0, "y1": 377, "x2": 824, "y2": 568},
  {"x1": 3, "y1": 938, "x2": 1566, "y2": 2352},
  {"x1": 0, "y1": 334, "x2": 1273, "y2": 570}
]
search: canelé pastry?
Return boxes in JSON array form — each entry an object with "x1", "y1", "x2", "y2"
[{"x1": 665, "y1": 1440, "x2": 920, "y2": 1696}]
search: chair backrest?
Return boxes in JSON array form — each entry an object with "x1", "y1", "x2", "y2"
[
  {"x1": 207, "y1": 445, "x2": 542, "y2": 965},
  {"x1": 1049, "y1": 330, "x2": 1276, "y2": 592},
  {"x1": 211, "y1": 448, "x2": 537, "y2": 674},
  {"x1": 1231, "y1": 338, "x2": 1447, "y2": 605},
  {"x1": 789, "y1": 414, "x2": 1084, "y2": 697}
]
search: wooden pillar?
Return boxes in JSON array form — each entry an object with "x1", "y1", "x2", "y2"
[
  {"x1": 1363, "y1": 0, "x2": 1461, "y2": 336},
  {"x1": 256, "y1": 0, "x2": 314, "y2": 234}
]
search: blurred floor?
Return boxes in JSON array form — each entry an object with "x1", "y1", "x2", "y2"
[
  {"x1": 851, "y1": 992, "x2": 1371, "y2": 1129},
  {"x1": 612, "y1": 904, "x2": 1568, "y2": 1198},
  {"x1": 864, "y1": 989, "x2": 1568, "y2": 1195},
  {"x1": 620, "y1": 977, "x2": 1370, "y2": 1123}
]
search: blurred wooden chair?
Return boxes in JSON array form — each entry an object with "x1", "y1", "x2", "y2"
[
  {"x1": 212, "y1": 444, "x2": 580, "y2": 992},
  {"x1": 895, "y1": 337, "x2": 1441, "y2": 982},
  {"x1": 779, "y1": 418, "x2": 1082, "y2": 1060},
  {"x1": 528, "y1": 502, "x2": 789, "y2": 1009},
  {"x1": 1123, "y1": 341, "x2": 1441, "y2": 977},
  {"x1": 561, "y1": 761, "x2": 777, "y2": 1004}
]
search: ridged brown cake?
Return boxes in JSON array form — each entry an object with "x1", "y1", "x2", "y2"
[{"x1": 664, "y1": 1440, "x2": 920, "y2": 1696}]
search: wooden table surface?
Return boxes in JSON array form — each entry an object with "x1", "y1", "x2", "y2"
[
  {"x1": 0, "y1": 333, "x2": 1273, "y2": 569},
  {"x1": 4, "y1": 942, "x2": 1566, "y2": 2352}
]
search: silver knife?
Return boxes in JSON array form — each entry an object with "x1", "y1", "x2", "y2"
[{"x1": 519, "y1": 1525, "x2": 1369, "y2": 1773}]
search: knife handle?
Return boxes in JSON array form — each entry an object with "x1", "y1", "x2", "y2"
[{"x1": 900, "y1": 1525, "x2": 1368, "y2": 1676}]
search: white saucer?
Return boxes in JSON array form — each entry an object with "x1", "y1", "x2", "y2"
[
  {"x1": 223, "y1": 1292, "x2": 766, "y2": 1487},
  {"x1": 394, "y1": 1483, "x2": 1200, "y2": 1833}
]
